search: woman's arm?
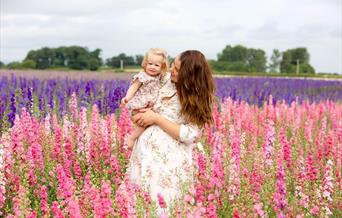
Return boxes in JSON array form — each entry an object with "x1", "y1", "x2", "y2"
[
  {"x1": 133, "y1": 109, "x2": 181, "y2": 140},
  {"x1": 133, "y1": 109, "x2": 200, "y2": 144}
]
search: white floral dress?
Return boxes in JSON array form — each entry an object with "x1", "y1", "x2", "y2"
[{"x1": 125, "y1": 73, "x2": 200, "y2": 214}]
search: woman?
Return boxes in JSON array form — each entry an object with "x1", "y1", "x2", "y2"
[{"x1": 125, "y1": 50, "x2": 215, "y2": 214}]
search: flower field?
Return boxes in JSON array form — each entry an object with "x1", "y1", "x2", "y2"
[{"x1": 0, "y1": 72, "x2": 341, "y2": 217}]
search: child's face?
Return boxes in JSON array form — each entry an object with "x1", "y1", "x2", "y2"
[{"x1": 145, "y1": 53, "x2": 163, "y2": 76}]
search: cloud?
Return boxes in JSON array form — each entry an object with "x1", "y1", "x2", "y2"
[{"x1": 0, "y1": 0, "x2": 341, "y2": 73}]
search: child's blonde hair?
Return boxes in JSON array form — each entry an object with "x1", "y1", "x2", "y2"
[{"x1": 141, "y1": 48, "x2": 169, "y2": 73}]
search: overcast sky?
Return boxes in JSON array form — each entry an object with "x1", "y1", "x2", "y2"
[{"x1": 0, "y1": 0, "x2": 341, "y2": 73}]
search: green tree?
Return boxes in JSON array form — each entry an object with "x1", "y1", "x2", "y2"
[
  {"x1": 289, "y1": 47, "x2": 309, "y2": 64},
  {"x1": 218, "y1": 45, "x2": 248, "y2": 62},
  {"x1": 135, "y1": 55, "x2": 144, "y2": 66},
  {"x1": 300, "y1": 63, "x2": 315, "y2": 74},
  {"x1": 88, "y1": 48, "x2": 103, "y2": 70},
  {"x1": 106, "y1": 53, "x2": 135, "y2": 68},
  {"x1": 246, "y1": 49, "x2": 267, "y2": 72},
  {"x1": 65, "y1": 46, "x2": 89, "y2": 70},
  {"x1": 7, "y1": 61, "x2": 22, "y2": 69},
  {"x1": 280, "y1": 47, "x2": 315, "y2": 74},
  {"x1": 53, "y1": 46, "x2": 68, "y2": 67},
  {"x1": 21, "y1": 60, "x2": 36, "y2": 69},
  {"x1": 24, "y1": 46, "x2": 103, "y2": 70},
  {"x1": 0, "y1": 61, "x2": 4, "y2": 68},
  {"x1": 216, "y1": 45, "x2": 266, "y2": 72},
  {"x1": 280, "y1": 51, "x2": 293, "y2": 73},
  {"x1": 269, "y1": 49, "x2": 282, "y2": 73},
  {"x1": 25, "y1": 47, "x2": 54, "y2": 69}
]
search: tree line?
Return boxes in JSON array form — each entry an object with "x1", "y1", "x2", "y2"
[
  {"x1": 0, "y1": 45, "x2": 315, "y2": 73},
  {"x1": 211, "y1": 45, "x2": 315, "y2": 74}
]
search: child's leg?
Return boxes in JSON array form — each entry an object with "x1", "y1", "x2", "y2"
[{"x1": 126, "y1": 126, "x2": 145, "y2": 148}]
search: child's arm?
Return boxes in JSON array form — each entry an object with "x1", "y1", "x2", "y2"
[{"x1": 120, "y1": 79, "x2": 142, "y2": 108}]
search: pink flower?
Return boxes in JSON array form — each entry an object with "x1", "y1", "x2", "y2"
[
  {"x1": 208, "y1": 193, "x2": 215, "y2": 201},
  {"x1": 197, "y1": 153, "x2": 207, "y2": 178},
  {"x1": 56, "y1": 164, "x2": 75, "y2": 199},
  {"x1": 242, "y1": 168, "x2": 248, "y2": 177},
  {"x1": 157, "y1": 193, "x2": 167, "y2": 209},
  {"x1": 206, "y1": 202, "x2": 217, "y2": 218},
  {"x1": 77, "y1": 107, "x2": 90, "y2": 158},
  {"x1": 227, "y1": 132, "x2": 241, "y2": 200},
  {"x1": 99, "y1": 182, "x2": 114, "y2": 217},
  {"x1": 306, "y1": 151, "x2": 318, "y2": 181},
  {"x1": 69, "y1": 92, "x2": 78, "y2": 122},
  {"x1": 263, "y1": 120, "x2": 275, "y2": 167},
  {"x1": 195, "y1": 184, "x2": 206, "y2": 204},
  {"x1": 322, "y1": 160, "x2": 334, "y2": 202},
  {"x1": 115, "y1": 179, "x2": 137, "y2": 217},
  {"x1": 310, "y1": 205, "x2": 319, "y2": 215},
  {"x1": 40, "y1": 185, "x2": 49, "y2": 216},
  {"x1": 184, "y1": 194, "x2": 195, "y2": 205},
  {"x1": 273, "y1": 157, "x2": 287, "y2": 215},
  {"x1": 279, "y1": 128, "x2": 292, "y2": 169},
  {"x1": 213, "y1": 103, "x2": 221, "y2": 130},
  {"x1": 233, "y1": 208, "x2": 240, "y2": 218},
  {"x1": 51, "y1": 201, "x2": 65, "y2": 218},
  {"x1": 0, "y1": 186, "x2": 4, "y2": 217},
  {"x1": 143, "y1": 191, "x2": 151, "y2": 210},
  {"x1": 67, "y1": 197, "x2": 82, "y2": 218},
  {"x1": 253, "y1": 203, "x2": 265, "y2": 217},
  {"x1": 26, "y1": 210, "x2": 37, "y2": 218}
]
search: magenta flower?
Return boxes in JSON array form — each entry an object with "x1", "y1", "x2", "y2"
[
  {"x1": 306, "y1": 151, "x2": 318, "y2": 181},
  {"x1": 157, "y1": 193, "x2": 167, "y2": 209},
  {"x1": 51, "y1": 201, "x2": 65, "y2": 218},
  {"x1": 273, "y1": 156, "x2": 287, "y2": 216},
  {"x1": 263, "y1": 119, "x2": 275, "y2": 167}
]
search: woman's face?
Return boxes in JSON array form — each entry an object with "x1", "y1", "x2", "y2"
[{"x1": 170, "y1": 55, "x2": 181, "y2": 83}]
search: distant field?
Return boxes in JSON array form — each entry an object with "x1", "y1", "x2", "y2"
[
  {"x1": 1, "y1": 69, "x2": 341, "y2": 81},
  {"x1": 0, "y1": 69, "x2": 134, "y2": 80}
]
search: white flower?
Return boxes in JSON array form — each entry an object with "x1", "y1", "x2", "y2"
[{"x1": 196, "y1": 142, "x2": 204, "y2": 153}]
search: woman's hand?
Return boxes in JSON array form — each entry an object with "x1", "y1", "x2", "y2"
[{"x1": 132, "y1": 108, "x2": 158, "y2": 128}]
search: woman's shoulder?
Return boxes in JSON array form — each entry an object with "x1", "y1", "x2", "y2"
[
  {"x1": 160, "y1": 73, "x2": 175, "y2": 92},
  {"x1": 161, "y1": 72, "x2": 171, "y2": 84}
]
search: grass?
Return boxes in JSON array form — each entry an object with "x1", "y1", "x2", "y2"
[{"x1": 1, "y1": 67, "x2": 341, "y2": 79}]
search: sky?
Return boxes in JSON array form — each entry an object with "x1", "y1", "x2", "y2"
[{"x1": 0, "y1": 0, "x2": 341, "y2": 73}]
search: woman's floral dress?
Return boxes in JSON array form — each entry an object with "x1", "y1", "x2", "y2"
[{"x1": 125, "y1": 73, "x2": 200, "y2": 214}]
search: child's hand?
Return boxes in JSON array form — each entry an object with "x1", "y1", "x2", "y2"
[{"x1": 120, "y1": 98, "x2": 129, "y2": 108}]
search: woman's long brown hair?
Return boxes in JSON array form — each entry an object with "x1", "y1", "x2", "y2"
[{"x1": 176, "y1": 50, "x2": 215, "y2": 127}]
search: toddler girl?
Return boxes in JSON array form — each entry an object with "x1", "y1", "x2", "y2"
[{"x1": 120, "y1": 48, "x2": 169, "y2": 148}]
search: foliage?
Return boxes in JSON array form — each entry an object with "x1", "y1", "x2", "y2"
[
  {"x1": 24, "y1": 46, "x2": 103, "y2": 71},
  {"x1": 280, "y1": 48, "x2": 315, "y2": 74},
  {"x1": 269, "y1": 49, "x2": 282, "y2": 73},
  {"x1": 215, "y1": 45, "x2": 267, "y2": 72},
  {"x1": 6, "y1": 62, "x2": 23, "y2": 69},
  {"x1": 106, "y1": 53, "x2": 140, "y2": 68}
]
